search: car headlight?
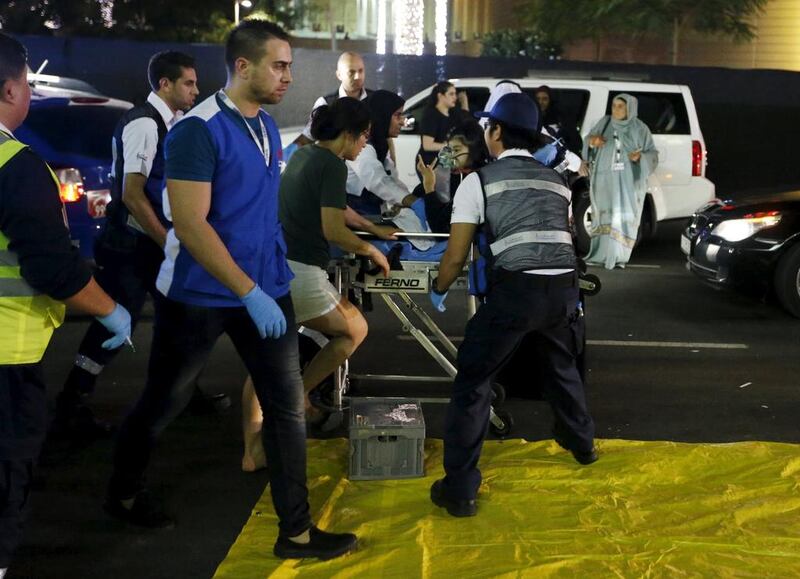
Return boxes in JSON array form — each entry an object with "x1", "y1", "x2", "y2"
[{"x1": 711, "y1": 212, "x2": 781, "y2": 242}]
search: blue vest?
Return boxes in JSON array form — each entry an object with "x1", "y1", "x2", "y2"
[
  {"x1": 156, "y1": 93, "x2": 293, "y2": 307},
  {"x1": 108, "y1": 101, "x2": 170, "y2": 232}
]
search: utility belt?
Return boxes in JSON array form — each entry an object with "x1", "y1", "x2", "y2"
[{"x1": 492, "y1": 268, "x2": 577, "y2": 289}]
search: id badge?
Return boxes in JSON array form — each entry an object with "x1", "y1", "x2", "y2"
[{"x1": 612, "y1": 162, "x2": 625, "y2": 172}]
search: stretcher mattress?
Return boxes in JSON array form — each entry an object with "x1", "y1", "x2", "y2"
[{"x1": 330, "y1": 239, "x2": 448, "y2": 263}]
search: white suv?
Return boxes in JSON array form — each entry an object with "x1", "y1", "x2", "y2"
[
  {"x1": 399, "y1": 77, "x2": 715, "y2": 250},
  {"x1": 281, "y1": 76, "x2": 715, "y2": 251}
]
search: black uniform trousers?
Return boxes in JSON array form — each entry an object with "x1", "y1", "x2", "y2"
[
  {"x1": 0, "y1": 364, "x2": 48, "y2": 567},
  {"x1": 108, "y1": 294, "x2": 312, "y2": 537},
  {"x1": 442, "y1": 270, "x2": 596, "y2": 501},
  {"x1": 64, "y1": 232, "x2": 163, "y2": 395}
]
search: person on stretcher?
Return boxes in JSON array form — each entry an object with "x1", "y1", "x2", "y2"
[
  {"x1": 240, "y1": 97, "x2": 397, "y2": 471},
  {"x1": 413, "y1": 119, "x2": 490, "y2": 233}
]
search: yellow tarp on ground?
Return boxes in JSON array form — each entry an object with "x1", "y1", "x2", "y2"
[{"x1": 214, "y1": 439, "x2": 800, "y2": 578}]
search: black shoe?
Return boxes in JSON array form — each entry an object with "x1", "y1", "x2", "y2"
[
  {"x1": 273, "y1": 526, "x2": 357, "y2": 560},
  {"x1": 51, "y1": 405, "x2": 115, "y2": 442},
  {"x1": 186, "y1": 390, "x2": 231, "y2": 415},
  {"x1": 430, "y1": 479, "x2": 477, "y2": 517},
  {"x1": 104, "y1": 489, "x2": 175, "y2": 529},
  {"x1": 553, "y1": 434, "x2": 598, "y2": 465}
]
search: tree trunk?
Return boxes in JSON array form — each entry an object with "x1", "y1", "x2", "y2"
[
  {"x1": 329, "y1": 0, "x2": 338, "y2": 52},
  {"x1": 671, "y1": 16, "x2": 680, "y2": 65}
]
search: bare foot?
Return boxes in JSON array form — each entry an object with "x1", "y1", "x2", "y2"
[{"x1": 242, "y1": 432, "x2": 266, "y2": 473}]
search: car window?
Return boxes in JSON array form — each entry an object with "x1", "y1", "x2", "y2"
[
  {"x1": 461, "y1": 87, "x2": 491, "y2": 114},
  {"x1": 19, "y1": 104, "x2": 126, "y2": 160},
  {"x1": 402, "y1": 86, "x2": 490, "y2": 135},
  {"x1": 523, "y1": 88, "x2": 590, "y2": 132},
  {"x1": 606, "y1": 91, "x2": 690, "y2": 135}
]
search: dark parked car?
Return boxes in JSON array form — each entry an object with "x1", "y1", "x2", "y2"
[
  {"x1": 14, "y1": 90, "x2": 132, "y2": 258},
  {"x1": 682, "y1": 192, "x2": 800, "y2": 317}
]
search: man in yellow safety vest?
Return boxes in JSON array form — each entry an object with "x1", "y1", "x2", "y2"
[{"x1": 0, "y1": 33, "x2": 131, "y2": 577}]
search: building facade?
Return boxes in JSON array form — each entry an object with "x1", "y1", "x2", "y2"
[{"x1": 289, "y1": 0, "x2": 800, "y2": 72}]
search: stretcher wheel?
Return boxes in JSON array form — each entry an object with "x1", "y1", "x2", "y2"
[
  {"x1": 491, "y1": 382, "x2": 506, "y2": 406},
  {"x1": 579, "y1": 273, "x2": 601, "y2": 297},
  {"x1": 489, "y1": 409, "x2": 514, "y2": 438}
]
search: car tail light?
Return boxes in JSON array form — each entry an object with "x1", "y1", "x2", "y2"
[
  {"x1": 55, "y1": 168, "x2": 85, "y2": 203},
  {"x1": 692, "y1": 140, "x2": 703, "y2": 177}
]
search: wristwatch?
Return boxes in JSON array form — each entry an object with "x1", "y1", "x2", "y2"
[{"x1": 432, "y1": 277, "x2": 447, "y2": 295}]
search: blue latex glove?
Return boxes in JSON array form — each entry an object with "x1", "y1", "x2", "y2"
[
  {"x1": 96, "y1": 303, "x2": 132, "y2": 350},
  {"x1": 430, "y1": 287, "x2": 448, "y2": 313},
  {"x1": 241, "y1": 285, "x2": 287, "y2": 339},
  {"x1": 533, "y1": 142, "x2": 558, "y2": 166}
]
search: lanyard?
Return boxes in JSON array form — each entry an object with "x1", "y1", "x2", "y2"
[
  {"x1": 613, "y1": 130, "x2": 622, "y2": 163},
  {"x1": 217, "y1": 90, "x2": 271, "y2": 167}
]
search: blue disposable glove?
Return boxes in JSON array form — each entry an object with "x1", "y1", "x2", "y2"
[
  {"x1": 96, "y1": 303, "x2": 132, "y2": 350},
  {"x1": 241, "y1": 285, "x2": 287, "y2": 339},
  {"x1": 430, "y1": 281, "x2": 448, "y2": 313}
]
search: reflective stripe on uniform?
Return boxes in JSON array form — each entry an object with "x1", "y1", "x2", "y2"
[
  {"x1": 0, "y1": 277, "x2": 38, "y2": 297},
  {"x1": 0, "y1": 135, "x2": 66, "y2": 364},
  {"x1": 489, "y1": 230, "x2": 573, "y2": 255},
  {"x1": 484, "y1": 179, "x2": 572, "y2": 202}
]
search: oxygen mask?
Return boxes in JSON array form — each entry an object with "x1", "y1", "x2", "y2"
[{"x1": 437, "y1": 146, "x2": 467, "y2": 170}]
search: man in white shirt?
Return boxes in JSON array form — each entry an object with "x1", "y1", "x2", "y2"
[
  {"x1": 54, "y1": 51, "x2": 225, "y2": 439},
  {"x1": 290, "y1": 51, "x2": 372, "y2": 149},
  {"x1": 428, "y1": 92, "x2": 597, "y2": 518}
]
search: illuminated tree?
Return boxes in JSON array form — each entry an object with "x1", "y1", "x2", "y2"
[
  {"x1": 394, "y1": 0, "x2": 424, "y2": 55},
  {"x1": 527, "y1": 0, "x2": 769, "y2": 64}
]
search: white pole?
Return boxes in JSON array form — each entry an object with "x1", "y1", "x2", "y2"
[
  {"x1": 376, "y1": 0, "x2": 387, "y2": 55},
  {"x1": 234, "y1": 1, "x2": 240, "y2": 25}
]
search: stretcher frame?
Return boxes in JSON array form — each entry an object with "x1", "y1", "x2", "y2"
[{"x1": 318, "y1": 231, "x2": 512, "y2": 435}]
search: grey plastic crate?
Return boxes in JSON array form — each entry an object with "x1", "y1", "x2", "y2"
[{"x1": 349, "y1": 397, "x2": 425, "y2": 481}]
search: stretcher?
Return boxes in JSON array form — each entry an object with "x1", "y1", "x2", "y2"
[
  {"x1": 304, "y1": 231, "x2": 601, "y2": 434},
  {"x1": 304, "y1": 231, "x2": 515, "y2": 436}
]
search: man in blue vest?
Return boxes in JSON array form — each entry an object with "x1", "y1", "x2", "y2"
[
  {"x1": 0, "y1": 33, "x2": 130, "y2": 577},
  {"x1": 53, "y1": 50, "x2": 229, "y2": 441},
  {"x1": 104, "y1": 20, "x2": 357, "y2": 560},
  {"x1": 50, "y1": 50, "x2": 230, "y2": 441},
  {"x1": 428, "y1": 92, "x2": 597, "y2": 517}
]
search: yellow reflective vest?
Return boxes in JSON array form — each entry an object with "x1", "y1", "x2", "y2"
[{"x1": 0, "y1": 132, "x2": 66, "y2": 365}]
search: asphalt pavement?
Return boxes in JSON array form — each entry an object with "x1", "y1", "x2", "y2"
[{"x1": 8, "y1": 219, "x2": 800, "y2": 579}]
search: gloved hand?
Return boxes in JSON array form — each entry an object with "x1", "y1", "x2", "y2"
[
  {"x1": 96, "y1": 303, "x2": 132, "y2": 350},
  {"x1": 241, "y1": 285, "x2": 287, "y2": 339},
  {"x1": 430, "y1": 280, "x2": 448, "y2": 313}
]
